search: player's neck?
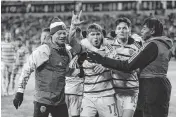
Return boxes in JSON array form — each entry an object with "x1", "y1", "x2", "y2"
[{"x1": 118, "y1": 38, "x2": 128, "y2": 46}]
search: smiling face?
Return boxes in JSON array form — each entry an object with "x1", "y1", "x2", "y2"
[
  {"x1": 87, "y1": 31, "x2": 103, "y2": 48},
  {"x1": 52, "y1": 30, "x2": 67, "y2": 45},
  {"x1": 115, "y1": 22, "x2": 131, "y2": 41},
  {"x1": 141, "y1": 24, "x2": 152, "y2": 41}
]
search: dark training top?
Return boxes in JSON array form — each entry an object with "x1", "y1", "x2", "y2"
[{"x1": 87, "y1": 37, "x2": 172, "y2": 74}]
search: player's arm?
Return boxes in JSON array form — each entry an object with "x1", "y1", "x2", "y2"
[
  {"x1": 13, "y1": 44, "x2": 50, "y2": 109},
  {"x1": 68, "y1": 15, "x2": 77, "y2": 45},
  {"x1": 68, "y1": 10, "x2": 85, "y2": 55},
  {"x1": 87, "y1": 42, "x2": 158, "y2": 72},
  {"x1": 17, "y1": 45, "x2": 50, "y2": 93}
]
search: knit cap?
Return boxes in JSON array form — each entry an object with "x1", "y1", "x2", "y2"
[{"x1": 50, "y1": 17, "x2": 66, "y2": 35}]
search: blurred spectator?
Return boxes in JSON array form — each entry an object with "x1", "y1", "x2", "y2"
[
  {"x1": 11, "y1": 37, "x2": 29, "y2": 94},
  {"x1": 40, "y1": 28, "x2": 51, "y2": 44},
  {"x1": 1, "y1": 32, "x2": 16, "y2": 96},
  {"x1": 1, "y1": 9, "x2": 176, "y2": 56}
]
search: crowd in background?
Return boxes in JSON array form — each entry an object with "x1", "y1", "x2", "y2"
[
  {"x1": 1, "y1": 12, "x2": 176, "y2": 54},
  {"x1": 1, "y1": 5, "x2": 176, "y2": 117}
]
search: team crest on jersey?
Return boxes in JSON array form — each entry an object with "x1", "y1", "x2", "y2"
[
  {"x1": 129, "y1": 49, "x2": 134, "y2": 55},
  {"x1": 40, "y1": 106, "x2": 46, "y2": 113},
  {"x1": 58, "y1": 62, "x2": 63, "y2": 66}
]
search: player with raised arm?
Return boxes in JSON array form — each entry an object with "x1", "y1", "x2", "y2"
[
  {"x1": 68, "y1": 10, "x2": 118, "y2": 117},
  {"x1": 65, "y1": 11, "x2": 84, "y2": 117}
]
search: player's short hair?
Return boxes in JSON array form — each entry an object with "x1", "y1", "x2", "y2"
[
  {"x1": 76, "y1": 27, "x2": 81, "y2": 33},
  {"x1": 110, "y1": 30, "x2": 116, "y2": 38},
  {"x1": 115, "y1": 17, "x2": 132, "y2": 28},
  {"x1": 82, "y1": 30, "x2": 87, "y2": 38},
  {"x1": 87, "y1": 23, "x2": 103, "y2": 35},
  {"x1": 143, "y1": 17, "x2": 163, "y2": 36},
  {"x1": 102, "y1": 29, "x2": 106, "y2": 37}
]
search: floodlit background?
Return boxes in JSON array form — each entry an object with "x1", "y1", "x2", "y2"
[{"x1": 1, "y1": 0, "x2": 176, "y2": 117}]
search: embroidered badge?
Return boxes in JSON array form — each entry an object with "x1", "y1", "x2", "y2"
[
  {"x1": 40, "y1": 106, "x2": 46, "y2": 113},
  {"x1": 58, "y1": 62, "x2": 63, "y2": 66},
  {"x1": 129, "y1": 49, "x2": 134, "y2": 55}
]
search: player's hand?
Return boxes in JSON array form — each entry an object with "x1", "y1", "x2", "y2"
[
  {"x1": 13, "y1": 92, "x2": 24, "y2": 109},
  {"x1": 71, "y1": 10, "x2": 84, "y2": 26},
  {"x1": 94, "y1": 64, "x2": 106, "y2": 74},
  {"x1": 87, "y1": 52, "x2": 103, "y2": 63}
]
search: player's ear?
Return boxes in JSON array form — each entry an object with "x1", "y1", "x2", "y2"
[
  {"x1": 115, "y1": 29, "x2": 118, "y2": 35},
  {"x1": 128, "y1": 27, "x2": 132, "y2": 36},
  {"x1": 150, "y1": 28, "x2": 155, "y2": 35}
]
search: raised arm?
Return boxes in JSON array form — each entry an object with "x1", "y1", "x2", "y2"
[
  {"x1": 69, "y1": 10, "x2": 84, "y2": 45},
  {"x1": 68, "y1": 10, "x2": 106, "y2": 55}
]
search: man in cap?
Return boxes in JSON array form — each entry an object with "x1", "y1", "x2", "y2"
[{"x1": 13, "y1": 17, "x2": 74, "y2": 117}]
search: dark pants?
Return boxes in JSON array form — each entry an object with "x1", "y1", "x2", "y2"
[
  {"x1": 33, "y1": 101, "x2": 68, "y2": 117},
  {"x1": 134, "y1": 77, "x2": 171, "y2": 117}
]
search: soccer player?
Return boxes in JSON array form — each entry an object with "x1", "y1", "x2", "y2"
[
  {"x1": 68, "y1": 11, "x2": 117, "y2": 117},
  {"x1": 1, "y1": 32, "x2": 16, "y2": 96},
  {"x1": 11, "y1": 37, "x2": 29, "y2": 94},
  {"x1": 65, "y1": 54, "x2": 85, "y2": 117},
  {"x1": 40, "y1": 28, "x2": 51, "y2": 45},
  {"x1": 87, "y1": 17, "x2": 172, "y2": 117},
  {"x1": 105, "y1": 17, "x2": 141, "y2": 117},
  {"x1": 80, "y1": 23, "x2": 118, "y2": 117},
  {"x1": 65, "y1": 16, "x2": 84, "y2": 117}
]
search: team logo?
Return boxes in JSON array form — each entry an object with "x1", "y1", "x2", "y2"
[
  {"x1": 58, "y1": 62, "x2": 63, "y2": 66},
  {"x1": 40, "y1": 106, "x2": 46, "y2": 113},
  {"x1": 129, "y1": 49, "x2": 134, "y2": 55}
]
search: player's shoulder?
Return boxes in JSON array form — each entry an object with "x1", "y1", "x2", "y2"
[
  {"x1": 33, "y1": 44, "x2": 50, "y2": 55},
  {"x1": 103, "y1": 38, "x2": 115, "y2": 45}
]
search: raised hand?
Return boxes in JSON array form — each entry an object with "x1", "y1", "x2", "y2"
[
  {"x1": 86, "y1": 52, "x2": 103, "y2": 63},
  {"x1": 71, "y1": 10, "x2": 84, "y2": 26}
]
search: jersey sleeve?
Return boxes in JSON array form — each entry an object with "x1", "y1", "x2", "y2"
[{"x1": 17, "y1": 44, "x2": 50, "y2": 93}]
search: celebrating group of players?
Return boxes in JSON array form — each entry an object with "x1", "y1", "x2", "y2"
[
  {"x1": 13, "y1": 10, "x2": 172, "y2": 117},
  {"x1": 65, "y1": 10, "x2": 141, "y2": 117}
]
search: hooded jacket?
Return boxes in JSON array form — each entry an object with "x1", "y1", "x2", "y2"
[{"x1": 140, "y1": 36, "x2": 173, "y2": 78}]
